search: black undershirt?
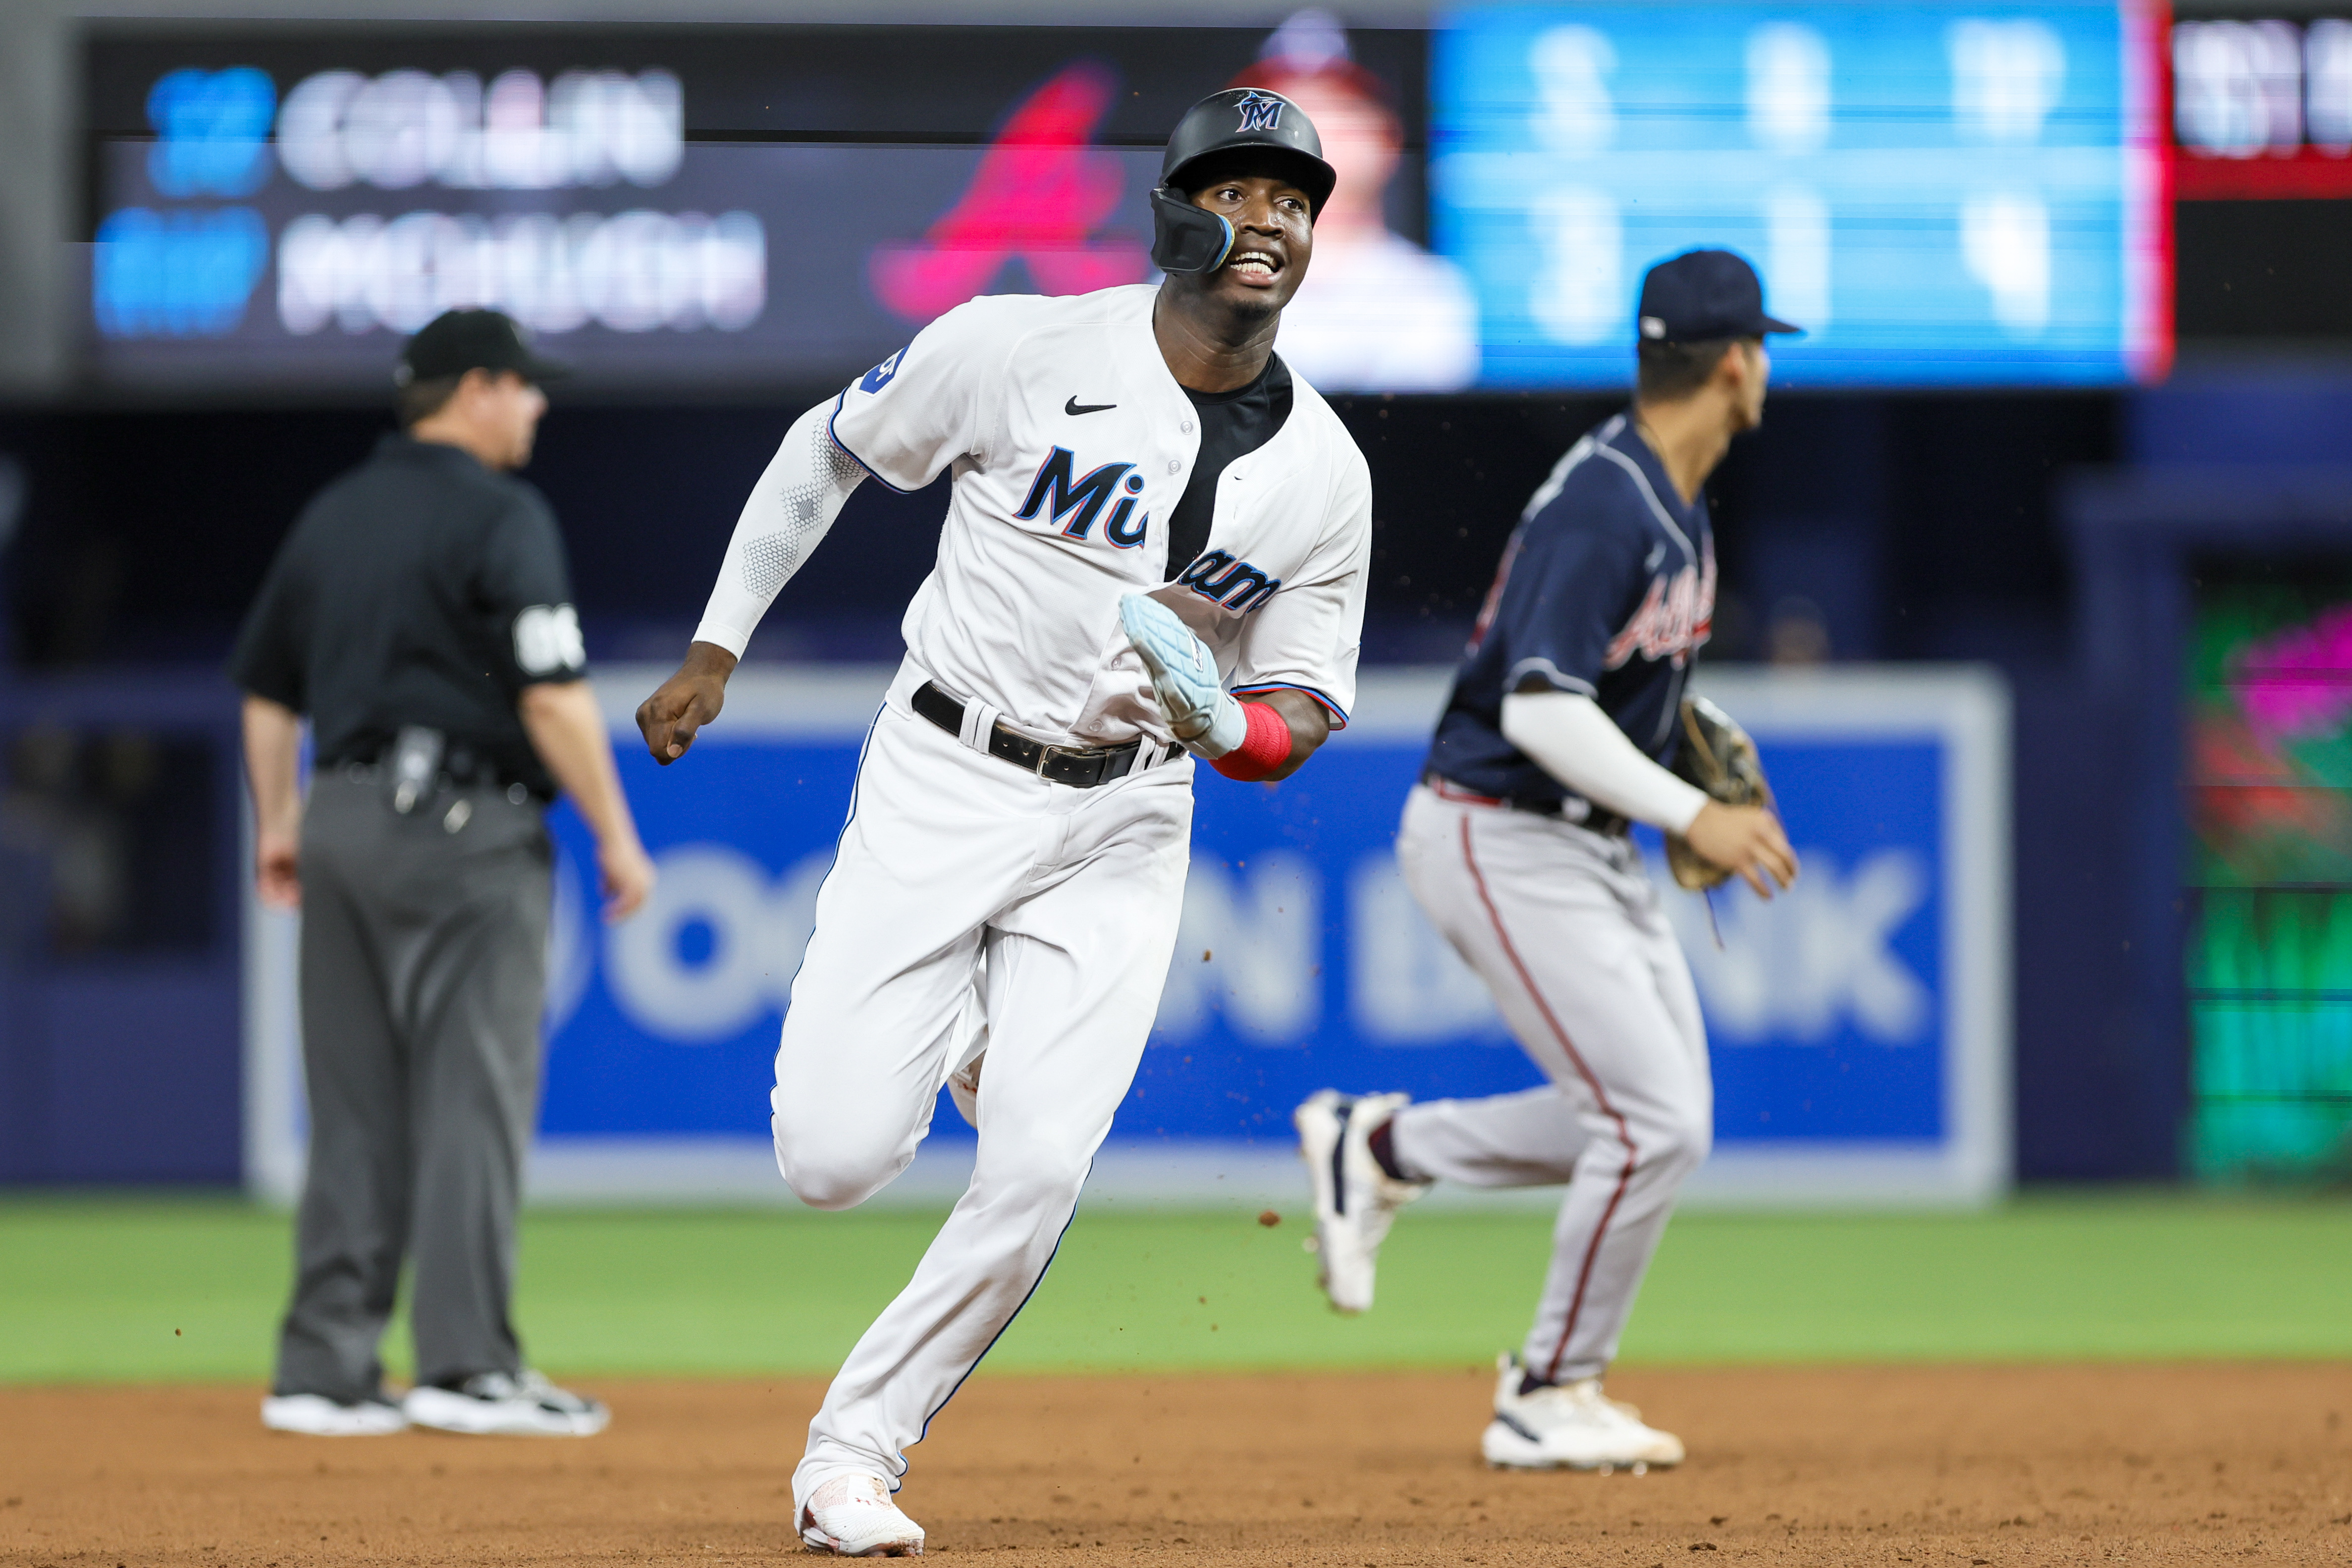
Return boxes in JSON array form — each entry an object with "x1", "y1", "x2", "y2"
[{"x1": 1163, "y1": 353, "x2": 1293, "y2": 581}]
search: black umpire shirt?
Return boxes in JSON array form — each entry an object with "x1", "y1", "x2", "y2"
[{"x1": 229, "y1": 433, "x2": 587, "y2": 799}]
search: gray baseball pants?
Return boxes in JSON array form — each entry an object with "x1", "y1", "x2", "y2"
[
  {"x1": 1391, "y1": 783, "x2": 1712, "y2": 1386},
  {"x1": 271, "y1": 768, "x2": 552, "y2": 1404}
]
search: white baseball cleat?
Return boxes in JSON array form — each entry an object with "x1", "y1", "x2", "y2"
[
  {"x1": 1480, "y1": 1352, "x2": 1685, "y2": 1472},
  {"x1": 1295, "y1": 1089, "x2": 1428, "y2": 1314},
  {"x1": 403, "y1": 1369, "x2": 609, "y2": 1436},
  {"x1": 799, "y1": 1473, "x2": 926, "y2": 1557},
  {"x1": 260, "y1": 1392, "x2": 408, "y2": 1436}
]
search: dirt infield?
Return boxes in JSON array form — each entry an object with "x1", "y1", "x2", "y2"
[{"x1": 4, "y1": 1365, "x2": 2349, "y2": 1566}]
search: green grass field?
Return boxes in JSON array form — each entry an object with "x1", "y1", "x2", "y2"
[{"x1": 5, "y1": 1192, "x2": 2351, "y2": 1384}]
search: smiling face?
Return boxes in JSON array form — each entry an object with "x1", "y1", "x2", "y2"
[{"x1": 1180, "y1": 166, "x2": 1316, "y2": 319}]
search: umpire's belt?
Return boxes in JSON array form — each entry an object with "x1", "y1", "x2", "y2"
[
  {"x1": 1423, "y1": 769, "x2": 1629, "y2": 836},
  {"x1": 914, "y1": 681, "x2": 1157, "y2": 790}
]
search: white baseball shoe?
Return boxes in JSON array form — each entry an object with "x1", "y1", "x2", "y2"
[
  {"x1": 1295, "y1": 1089, "x2": 1428, "y2": 1314},
  {"x1": 403, "y1": 1370, "x2": 609, "y2": 1436},
  {"x1": 1480, "y1": 1352, "x2": 1685, "y2": 1473},
  {"x1": 799, "y1": 1473, "x2": 925, "y2": 1557},
  {"x1": 260, "y1": 1392, "x2": 408, "y2": 1436}
]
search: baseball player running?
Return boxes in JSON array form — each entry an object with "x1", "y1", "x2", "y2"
[
  {"x1": 1297, "y1": 250, "x2": 1799, "y2": 1474},
  {"x1": 636, "y1": 88, "x2": 1369, "y2": 1556}
]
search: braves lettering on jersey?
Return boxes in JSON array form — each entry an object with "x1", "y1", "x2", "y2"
[
  {"x1": 1425, "y1": 412, "x2": 1714, "y2": 806},
  {"x1": 829, "y1": 284, "x2": 1372, "y2": 746}
]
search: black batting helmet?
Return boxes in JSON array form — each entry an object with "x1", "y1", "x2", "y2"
[{"x1": 1150, "y1": 88, "x2": 1336, "y2": 275}]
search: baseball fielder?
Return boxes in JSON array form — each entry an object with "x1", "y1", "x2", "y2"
[
  {"x1": 1297, "y1": 250, "x2": 1800, "y2": 1473},
  {"x1": 636, "y1": 88, "x2": 1370, "y2": 1556}
]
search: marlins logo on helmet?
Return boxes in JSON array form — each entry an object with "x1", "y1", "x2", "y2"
[{"x1": 1232, "y1": 89, "x2": 1288, "y2": 132}]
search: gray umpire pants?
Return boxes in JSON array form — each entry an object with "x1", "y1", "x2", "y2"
[{"x1": 271, "y1": 768, "x2": 552, "y2": 1403}]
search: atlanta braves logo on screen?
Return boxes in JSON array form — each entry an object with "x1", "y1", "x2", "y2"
[{"x1": 1233, "y1": 89, "x2": 1287, "y2": 132}]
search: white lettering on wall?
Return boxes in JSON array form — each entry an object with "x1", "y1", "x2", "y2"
[
  {"x1": 1158, "y1": 853, "x2": 1322, "y2": 1044},
  {"x1": 603, "y1": 847, "x2": 829, "y2": 1043},
  {"x1": 1347, "y1": 855, "x2": 1506, "y2": 1044}
]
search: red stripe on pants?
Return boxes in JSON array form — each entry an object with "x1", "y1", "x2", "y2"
[{"x1": 1457, "y1": 812, "x2": 1638, "y2": 1385}]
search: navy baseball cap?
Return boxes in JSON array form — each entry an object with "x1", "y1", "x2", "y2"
[
  {"x1": 1636, "y1": 250, "x2": 1801, "y2": 344},
  {"x1": 396, "y1": 309, "x2": 570, "y2": 387}
]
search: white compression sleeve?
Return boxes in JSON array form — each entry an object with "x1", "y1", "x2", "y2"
[
  {"x1": 1499, "y1": 690, "x2": 1710, "y2": 834},
  {"x1": 691, "y1": 401, "x2": 867, "y2": 657}
]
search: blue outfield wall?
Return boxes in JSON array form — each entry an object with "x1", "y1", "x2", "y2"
[
  {"x1": 0, "y1": 673, "x2": 245, "y2": 1186},
  {"x1": 243, "y1": 663, "x2": 2010, "y2": 1207},
  {"x1": 542, "y1": 721, "x2": 1948, "y2": 1146}
]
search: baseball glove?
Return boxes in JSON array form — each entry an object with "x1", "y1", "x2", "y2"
[{"x1": 1663, "y1": 696, "x2": 1774, "y2": 891}]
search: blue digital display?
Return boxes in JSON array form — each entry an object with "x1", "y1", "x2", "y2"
[{"x1": 1433, "y1": 1, "x2": 2170, "y2": 387}]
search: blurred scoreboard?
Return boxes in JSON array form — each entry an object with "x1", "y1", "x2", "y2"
[
  {"x1": 79, "y1": 23, "x2": 1426, "y2": 396},
  {"x1": 81, "y1": 9, "x2": 2174, "y2": 396},
  {"x1": 2172, "y1": 10, "x2": 2352, "y2": 197},
  {"x1": 1432, "y1": 1, "x2": 2171, "y2": 387}
]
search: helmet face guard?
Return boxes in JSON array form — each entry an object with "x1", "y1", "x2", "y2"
[
  {"x1": 1150, "y1": 188, "x2": 1235, "y2": 275},
  {"x1": 1150, "y1": 88, "x2": 1335, "y2": 275}
]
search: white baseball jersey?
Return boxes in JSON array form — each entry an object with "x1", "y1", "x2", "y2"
[
  {"x1": 685, "y1": 281, "x2": 1374, "y2": 1516},
  {"x1": 777, "y1": 283, "x2": 1370, "y2": 748}
]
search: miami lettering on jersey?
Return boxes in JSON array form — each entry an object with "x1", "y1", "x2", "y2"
[
  {"x1": 1018, "y1": 446, "x2": 1149, "y2": 547},
  {"x1": 819, "y1": 284, "x2": 1371, "y2": 746},
  {"x1": 1604, "y1": 536, "x2": 1715, "y2": 672},
  {"x1": 1175, "y1": 548, "x2": 1283, "y2": 614}
]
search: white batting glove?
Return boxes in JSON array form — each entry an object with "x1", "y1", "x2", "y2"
[{"x1": 1120, "y1": 593, "x2": 1245, "y2": 758}]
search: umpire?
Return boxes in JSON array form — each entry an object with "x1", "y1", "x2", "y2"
[{"x1": 232, "y1": 309, "x2": 654, "y2": 1438}]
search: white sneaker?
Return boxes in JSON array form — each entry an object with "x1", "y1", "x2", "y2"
[
  {"x1": 799, "y1": 1473, "x2": 925, "y2": 1557},
  {"x1": 1480, "y1": 1352, "x2": 1685, "y2": 1472},
  {"x1": 404, "y1": 1370, "x2": 609, "y2": 1436},
  {"x1": 261, "y1": 1392, "x2": 409, "y2": 1436},
  {"x1": 1295, "y1": 1089, "x2": 1428, "y2": 1314}
]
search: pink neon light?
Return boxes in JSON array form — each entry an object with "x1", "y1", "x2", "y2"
[
  {"x1": 869, "y1": 62, "x2": 1150, "y2": 324},
  {"x1": 2125, "y1": 0, "x2": 2175, "y2": 385},
  {"x1": 2234, "y1": 603, "x2": 2352, "y2": 744}
]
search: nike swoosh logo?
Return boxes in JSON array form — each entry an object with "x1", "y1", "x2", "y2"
[{"x1": 1065, "y1": 396, "x2": 1116, "y2": 416}]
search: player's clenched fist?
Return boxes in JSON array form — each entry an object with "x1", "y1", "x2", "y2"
[
  {"x1": 636, "y1": 640, "x2": 738, "y2": 764},
  {"x1": 1682, "y1": 801, "x2": 1800, "y2": 899}
]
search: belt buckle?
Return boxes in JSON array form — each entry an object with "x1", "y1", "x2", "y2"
[{"x1": 1033, "y1": 742, "x2": 1083, "y2": 783}]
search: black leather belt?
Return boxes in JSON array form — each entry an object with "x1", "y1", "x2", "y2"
[
  {"x1": 913, "y1": 681, "x2": 1156, "y2": 790},
  {"x1": 1423, "y1": 769, "x2": 1629, "y2": 836},
  {"x1": 348, "y1": 746, "x2": 544, "y2": 802}
]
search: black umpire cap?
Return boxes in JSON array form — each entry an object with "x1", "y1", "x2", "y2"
[
  {"x1": 395, "y1": 309, "x2": 571, "y2": 388},
  {"x1": 1636, "y1": 250, "x2": 1802, "y2": 344}
]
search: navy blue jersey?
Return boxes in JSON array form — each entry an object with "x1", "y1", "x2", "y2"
[{"x1": 1425, "y1": 412, "x2": 1715, "y2": 807}]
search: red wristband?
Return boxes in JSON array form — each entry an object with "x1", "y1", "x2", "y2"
[{"x1": 1210, "y1": 702, "x2": 1293, "y2": 782}]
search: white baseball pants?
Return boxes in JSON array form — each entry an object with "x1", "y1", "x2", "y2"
[
  {"x1": 773, "y1": 671, "x2": 1193, "y2": 1508},
  {"x1": 1391, "y1": 782, "x2": 1712, "y2": 1385}
]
